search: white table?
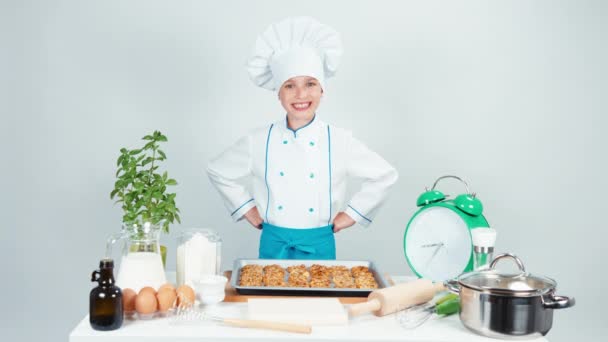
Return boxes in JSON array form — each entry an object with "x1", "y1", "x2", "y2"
[{"x1": 70, "y1": 276, "x2": 549, "y2": 342}]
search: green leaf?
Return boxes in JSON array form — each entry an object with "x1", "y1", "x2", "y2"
[
  {"x1": 142, "y1": 157, "x2": 154, "y2": 166},
  {"x1": 157, "y1": 135, "x2": 168, "y2": 142},
  {"x1": 158, "y1": 150, "x2": 166, "y2": 160},
  {"x1": 166, "y1": 204, "x2": 175, "y2": 214},
  {"x1": 142, "y1": 135, "x2": 154, "y2": 141},
  {"x1": 110, "y1": 189, "x2": 118, "y2": 199},
  {"x1": 129, "y1": 149, "x2": 142, "y2": 155},
  {"x1": 166, "y1": 179, "x2": 177, "y2": 186}
]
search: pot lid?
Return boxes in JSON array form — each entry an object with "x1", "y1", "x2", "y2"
[{"x1": 458, "y1": 253, "x2": 557, "y2": 296}]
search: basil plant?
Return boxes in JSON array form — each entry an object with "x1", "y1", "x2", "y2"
[{"x1": 110, "y1": 131, "x2": 180, "y2": 233}]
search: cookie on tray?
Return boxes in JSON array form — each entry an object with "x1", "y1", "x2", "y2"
[
  {"x1": 350, "y1": 266, "x2": 372, "y2": 278},
  {"x1": 239, "y1": 271, "x2": 263, "y2": 286},
  {"x1": 264, "y1": 276, "x2": 287, "y2": 287},
  {"x1": 241, "y1": 264, "x2": 263, "y2": 274},
  {"x1": 354, "y1": 274, "x2": 378, "y2": 289},
  {"x1": 263, "y1": 264, "x2": 287, "y2": 287},
  {"x1": 287, "y1": 276, "x2": 310, "y2": 288},
  {"x1": 333, "y1": 272, "x2": 355, "y2": 288},
  {"x1": 263, "y1": 264, "x2": 285, "y2": 274},
  {"x1": 310, "y1": 264, "x2": 331, "y2": 279},
  {"x1": 287, "y1": 266, "x2": 310, "y2": 287},
  {"x1": 310, "y1": 277, "x2": 331, "y2": 288},
  {"x1": 329, "y1": 265, "x2": 349, "y2": 276},
  {"x1": 238, "y1": 264, "x2": 264, "y2": 286},
  {"x1": 286, "y1": 264, "x2": 307, "y2": 273}
]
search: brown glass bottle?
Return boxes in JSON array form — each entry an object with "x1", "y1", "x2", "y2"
[{"x1": 90, "y1": 259, "x2": 123, "y2": 331}]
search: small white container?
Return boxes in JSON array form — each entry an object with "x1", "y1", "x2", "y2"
[
  {"x1": 471, "y1": 227, "x2": 497, "y2": 270},
  {"x1": 176, "y1": 229, "x2": 222, "y2": 287},
  {"x1": 194, "y1": 275, "x2": 228, "y2": 306}
]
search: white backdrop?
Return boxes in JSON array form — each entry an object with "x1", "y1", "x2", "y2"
[{"x1": 2, "y1": 0, "x2": 606, "y2": 341}]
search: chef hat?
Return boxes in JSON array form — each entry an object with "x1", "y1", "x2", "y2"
[{"x1": 246, "y1": 16, "x2": 343, "y2": 91}]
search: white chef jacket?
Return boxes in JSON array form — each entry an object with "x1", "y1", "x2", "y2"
[{"x1": 206, "y1": 116, "x2": 398, "y2": 228}]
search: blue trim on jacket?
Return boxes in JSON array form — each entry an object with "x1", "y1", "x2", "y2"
[
  {"x1": 327, "y1": 125, "x2": 332, "y2": 226},
  {"x1": 348, "y1": 205, "x2": 372, "y2": 223},
  {"x1": 286, "y1": 114, "x2": 316, "y2": 138},
  {"x1": 231, "y1": 198, "x2": 254, "y2": 216},
  {"x1": 264, "y1": 124, "x2": 274, "y2": 222}
]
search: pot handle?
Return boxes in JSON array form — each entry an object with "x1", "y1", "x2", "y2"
[
  {"x1": 489, "y1": 253, "x2": 526, "y2": 276},
  {"x1": 542, "y1": 294, "x2": 576, "y2": 309},
  {"x1": 445, "y1": 279, "x2": 461, "y2": 294}
]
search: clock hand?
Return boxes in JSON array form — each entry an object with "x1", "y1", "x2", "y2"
[
  {"x1": 421, "y1": 243, "x2": 444, "y2": 248},
  {"x1": 424, "y1": 243, "x2": 444, "y2": 269}
]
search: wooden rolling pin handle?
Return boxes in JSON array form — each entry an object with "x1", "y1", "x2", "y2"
[
  {"x1": 348, "y1": 298, "x2": 382, "y2": 317},
  {"x1": 222, "y1": 318, "x2": 312, "y2": 334},
  {"x1": 433, "y1": 282, "x2": 446, "y2": 292}
]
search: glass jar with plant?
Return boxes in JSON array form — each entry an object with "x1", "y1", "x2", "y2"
[{"x1": 109, "y1": 130, "x2": 181, "y2": 268}]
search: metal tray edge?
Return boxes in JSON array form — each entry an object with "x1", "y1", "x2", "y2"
[{"x1": 229, "y1": 258, "x2": 389, "y2": 294}]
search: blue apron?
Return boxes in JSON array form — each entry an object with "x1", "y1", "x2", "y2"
[{"x1": 258, "y1": 223, "x2": 336, "y2": 259}]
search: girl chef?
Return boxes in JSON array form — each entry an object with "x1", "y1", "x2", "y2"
[{"x1": 207, "y1": 17, "x2": 398, "y2": 260}]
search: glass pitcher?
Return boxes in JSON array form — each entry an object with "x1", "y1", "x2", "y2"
[{"x1": 106, "y1": 222, "x2": 167, "y2": 292}]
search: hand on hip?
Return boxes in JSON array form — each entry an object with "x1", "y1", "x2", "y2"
[
  {"x1": 244, "y1": 207, "x2": 263, "y2": 229},
  {"x1": 332, "y1": 212, "x2": 355, "y2": 233}
]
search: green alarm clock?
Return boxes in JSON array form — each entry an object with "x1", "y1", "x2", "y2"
[{"x1": 403, "y1": 175, "x2": 490, "y2": 282}]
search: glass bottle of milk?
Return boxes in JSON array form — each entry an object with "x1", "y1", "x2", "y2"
[
  {"x1": 106, "y1": 222, "x2": 167, "y2": 292},
  {"x1": 176, "y1": 229, "x2": 222, "y2": 287}
]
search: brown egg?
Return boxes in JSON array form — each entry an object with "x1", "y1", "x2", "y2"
[
  {"x1": 176, "y1": 285, "x2": 196, "y2": 308},
  {"x1": 139, "y1": 286, "x2": 156, "y2": 296},
  {"x1": 122, "y1": 288, "x2": 137, "y2": 313},
  {"x1": 135, "y1": 290, "x2": 158, "y2": 314},
  {"x1": 158, "y1": 283, "x2": 175, "y2": 292},
  {"x1": 156, "y1": 288, "x2": 177, "y2": 312}
]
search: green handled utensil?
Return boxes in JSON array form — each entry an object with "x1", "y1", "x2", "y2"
[{"x1": 397, "y1": 293, "x2": 460, "y2": 329}]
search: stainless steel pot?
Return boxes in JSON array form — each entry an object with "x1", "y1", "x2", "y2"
[{"x1": 446, "y1": 253, "x2": 575, "y2": 339}]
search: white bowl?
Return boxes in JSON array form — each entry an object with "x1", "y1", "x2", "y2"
[{"x1": 194, "y1": 275, "x2": 228, "y2": 305}]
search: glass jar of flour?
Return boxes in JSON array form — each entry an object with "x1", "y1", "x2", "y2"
[{"x1": 176, "y1": 229, "x2": 222, "y2": 287}]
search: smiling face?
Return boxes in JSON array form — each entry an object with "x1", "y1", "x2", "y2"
[{"x1": 278, "y1": 76, "x2": 323, "y2": 122}]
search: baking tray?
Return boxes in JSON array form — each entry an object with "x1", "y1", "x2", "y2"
[{"x1": 231, "y1": 259, "x2": 389, "y2": 297}]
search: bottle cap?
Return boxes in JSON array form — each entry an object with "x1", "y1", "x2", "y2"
[
  {"x1": 99, "y1": 258, "x2": 114, "y2": 269},
  {"x1": 471, "y1": 228, "x2": 497, "y2": 248}
]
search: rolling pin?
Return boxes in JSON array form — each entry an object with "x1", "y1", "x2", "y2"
[
  {"x1": 348, "y1": 279, "x2": 445, "y2": 317},
  {"x1": 220, "y1": 318, "x2": 312, "y2": 334}
]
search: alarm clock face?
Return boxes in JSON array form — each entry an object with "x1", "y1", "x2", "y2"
[{"x1": 405, "y1": 206, "x2": 472, "y2": 281}]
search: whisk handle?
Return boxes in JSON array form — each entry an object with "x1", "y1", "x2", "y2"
[{"x1": 222, "y1": 318, "x2": 312, "y2": 334}]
